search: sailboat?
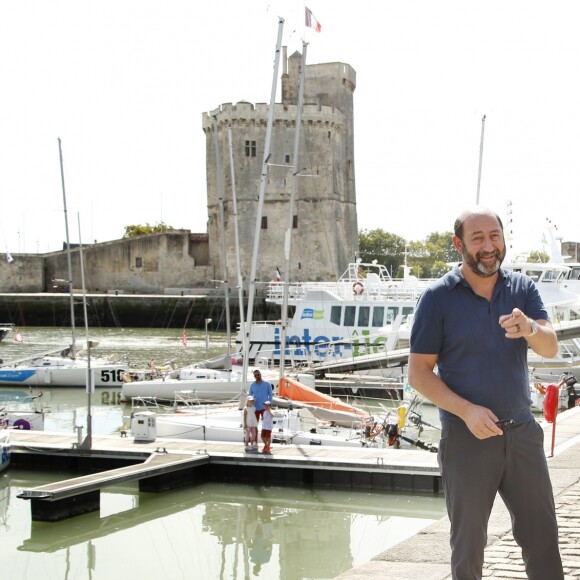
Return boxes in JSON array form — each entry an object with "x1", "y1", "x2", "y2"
[{"x1": 0, "y1": 140, "x2": 129, "y2": 389}]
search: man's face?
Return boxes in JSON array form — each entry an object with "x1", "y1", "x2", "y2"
[
  {"x1": 454, "y1": 214, "x2": 506, "y2": 278},
  {"x1": 253, "y1": 372, "x2": 261, "y2": 381}
]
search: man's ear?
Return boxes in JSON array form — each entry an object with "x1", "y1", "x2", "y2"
[{"x1": 452, "y1": 235, "x2": 463, "y2": 254}]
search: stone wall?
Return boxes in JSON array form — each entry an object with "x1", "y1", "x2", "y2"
[
  {"x1": 0, "y1": 231, "x2": 212, "y2": 294},
  {"x1": 0, "y1": 254, "x2": 45, "y2": 292}
]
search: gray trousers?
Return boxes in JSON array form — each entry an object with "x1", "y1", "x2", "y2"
[{"x1": 438, "y1": 418, "x2": 563, "y2": 580}]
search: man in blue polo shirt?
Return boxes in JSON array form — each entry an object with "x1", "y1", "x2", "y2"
[
  {"x1": 408, "y1": 206, "x2": 563, "y2": 580},
  {"x1": 248, "y1": 369, "x2": 273, "y2": 420}
]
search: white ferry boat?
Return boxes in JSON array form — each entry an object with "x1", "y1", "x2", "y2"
[
  {"x1": 235, "y1": 262, "x2": 432, "y2": 366},
  {"x1": 238, "y1": 258, "x2": 580, "y2": 370}
]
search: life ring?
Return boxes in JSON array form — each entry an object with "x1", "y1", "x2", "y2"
[{"x1": 352, "y1": 281, "x2": 364, "y2": 295}]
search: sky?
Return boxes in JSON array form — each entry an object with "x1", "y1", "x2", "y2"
[{"x1": 1, "y1": 0, "x2": 579, "y2": 257}]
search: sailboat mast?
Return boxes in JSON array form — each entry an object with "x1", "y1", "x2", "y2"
[
  {"x1": 227, "y1": 127, "x2": 246, "y2": 352},
  {"x1": 476, "y1": 114, "x2": 486, "y2": 204},
  {"x1": 58, "y1": 137, "x2": 77, "y2": 357},
  {"x1": 213, "y1": 115, "x2": 232, "y2": 353},
  {"x1": 77, "y1": 213, "x2": 93, "y2": 450},
  {"x1": 279, "y1": 41, "x2": 308, "y2": 379},
  {"x1": 242, "y1": 17, "x2": 285, "y2": 387}
]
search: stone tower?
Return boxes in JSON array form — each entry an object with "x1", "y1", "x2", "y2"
[{"x1": 202, "y1": 48, "x2": 358, "y2": 289}]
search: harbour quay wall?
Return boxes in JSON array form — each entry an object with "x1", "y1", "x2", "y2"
[
  {"x1": 0, "y1": 230, "x2": 283, "y2": 329},
  {"x1": 0, "y1": 292, "x2": 278, "y2": 330}
]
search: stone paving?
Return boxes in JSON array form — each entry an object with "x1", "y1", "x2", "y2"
[
  {"x1": 479, "y1": 481, "x2": 580, "y2": 578},
  {"x1": 336, "y1": 407, "x2": 580, "y2": 580}
]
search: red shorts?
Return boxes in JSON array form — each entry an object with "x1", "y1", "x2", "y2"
[
  {"x1": 255, "y1": 409, "x2": 265, "y2": 420},
  {"x1": 261, "y1": 429, "x2": 272, "y2": 437}
]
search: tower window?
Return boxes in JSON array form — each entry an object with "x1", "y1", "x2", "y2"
[
  {"x1": 261, "y1": 216, "x2": 268, "y2": 229},
  {"x1": 285, "y1": 154, "x2": 290, "y2": 163},
  {"x1": 245, "y1": 140, "x2": 256, "y2": 157},
  {"x1": 135, "y1": 257, "x2": 143, "y2": 268},
  {"x1": 293, "y1": 215, "x2": 298, "y2": 229}
]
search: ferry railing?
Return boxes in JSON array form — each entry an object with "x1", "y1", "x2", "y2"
[{"x1": 266, "y1": 280, "x2": 431, "y2": 302}]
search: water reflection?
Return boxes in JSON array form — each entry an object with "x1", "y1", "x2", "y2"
[
  {"x1": 1, "y1": 328, "x2": 446, "y2": 578},
  {"x1": 6, "y1": 471, "x2": 446, "y2": 580}
]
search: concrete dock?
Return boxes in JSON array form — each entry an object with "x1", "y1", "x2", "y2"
[{"x1": 336, "y1": 406, "x2": 580, "y2": 579}]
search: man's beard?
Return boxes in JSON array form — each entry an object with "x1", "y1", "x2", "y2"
[{"x1": 462, "y1": 246, "x2": 506, "y2": 277}]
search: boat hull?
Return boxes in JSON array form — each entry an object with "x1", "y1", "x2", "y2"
[
  {"x1": 0, "y1": 361, "x2": 128, "y2": 388},
  {"x1": 122, "y1": 378, "x2": 244, "y2": 403},
  {"x1": 0, "y1": 429, "x2": 10, "y2": 473},
  {"x1": 150, "y1": 405, "x2": 404, "y2": 449}
]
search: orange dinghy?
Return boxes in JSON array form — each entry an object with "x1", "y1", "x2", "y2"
[{"x1": 277, "y1": 376, "x2": 369, "y2": 427}]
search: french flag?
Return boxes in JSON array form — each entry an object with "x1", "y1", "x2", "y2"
[
  {"x1": 275, "y1": 266, "x2": 282, "y2": 282},
  {"x1": 305, "y1": 7, "x2": 322, "y2": 33}
]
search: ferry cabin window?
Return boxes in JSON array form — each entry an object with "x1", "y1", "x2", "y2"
[
  {"x1": 571, "y1": 267, "x2": 580, "y2": 280},
  {"x1": 385, "y1": 307, "x2": 399, "y2": 325},
  {"x1": 344, "y1": 306, "x2": 356, "y2": 326},
  {"x1": 527, "y1": 270, "x2": 542, "y2": 282},
  {"x1": 401, "y1": 306, "x2": 414, "y2": 322},
  {"x1": 245, "y1": 140, "x2": 256, "y2": 157},
  {"x1": 543, "y1": 270, "x2": 559, "y2": 282},
  {"x1": 358, "y1": 306, "x2": 370, "y2": 327},
  {"x1": 372, "y1": 306, "x2": 384, "y2": 327},
  {"x1": 330, "y1": 306, "x2": 341, "y2": 325}
]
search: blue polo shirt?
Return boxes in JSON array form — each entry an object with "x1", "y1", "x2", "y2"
[
  {"x1": 248, "y1": 380, "x2": 273, "y2": 411},
  {"x1": 410, "y1": 266, "x2": 548, "y2": 422}
]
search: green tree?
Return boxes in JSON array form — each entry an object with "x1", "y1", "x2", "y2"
[
  {"x1": 123, "y1": 222, "x2": 173, "y2": 238},
  {"x1": 359, "y1": 228, "x2": 552, "y2": 278},
  {"x1": 528, "y1": 250, "x2": 550, "y2": 263},
  {"x1": 358, "y1": 229, "x2": 407, "y2": 277},
  {"x1": 403, "y1": 232, "x2": 460, "y2": 278}
]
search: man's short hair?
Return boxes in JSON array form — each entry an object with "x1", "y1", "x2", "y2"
[{"x1": 454, "y1": 206, "x2": 504, "y2": 239}]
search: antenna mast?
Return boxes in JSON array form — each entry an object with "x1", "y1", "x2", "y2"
[{"x1": 476, "y1": 114, "x2": 486, "y2": 204}]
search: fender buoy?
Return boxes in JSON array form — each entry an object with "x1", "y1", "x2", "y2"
[
  {"x1": 533, "y1": 382, "x2": 546, "y2": 395},
  {"x1": 353, "y1": 281, "x2": 364, "y2": 295},
  {"x1": 13, "y1": 418, "x2": 31, "y2": 430},
  {"x1": 397, "y1": 405, "x2": 407, "y2": 429},
  {"x1": 544, "y1": 384, "x2": 559, "y2": 423}
]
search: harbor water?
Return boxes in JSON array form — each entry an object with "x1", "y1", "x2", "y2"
[{"x1": 0, "y1": 327, "x2": 447, "y2": 579}]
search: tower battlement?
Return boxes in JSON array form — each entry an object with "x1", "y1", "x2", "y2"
[{"x1": 202, "y1": 102, "x2": 344, "y2": 131}]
